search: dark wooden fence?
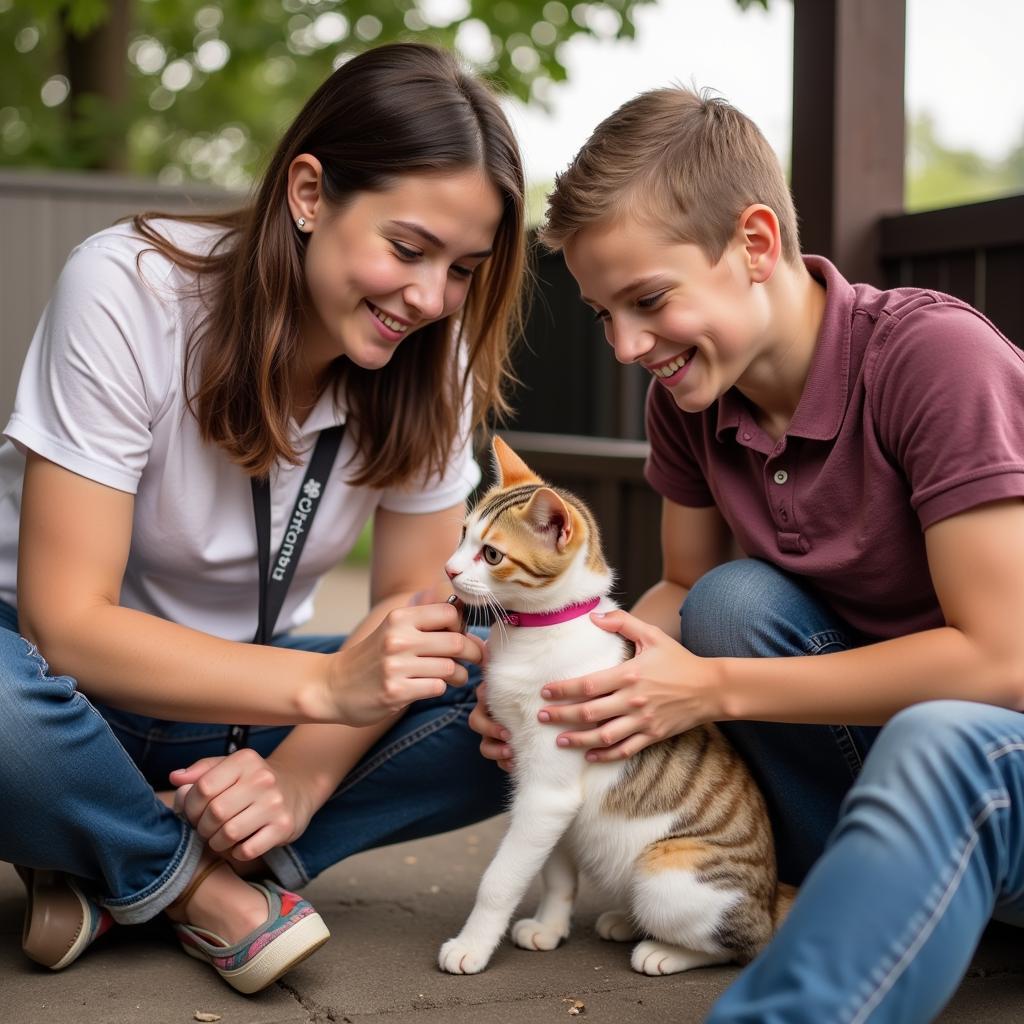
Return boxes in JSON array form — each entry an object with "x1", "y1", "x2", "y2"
[
  {"x1": 506, "y1": 242, "x2": 649, "y2": 440},
  {"x1": 879, "y1": 193, "x2": 1024, "y2": 346}
]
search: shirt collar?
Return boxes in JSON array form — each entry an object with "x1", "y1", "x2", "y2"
[
  {"x1": 715, "y1": 254, "x2": 855, "y2": 444},
  {"x1": 293, "y1": 383, "x2": 348, "y2": 440}
]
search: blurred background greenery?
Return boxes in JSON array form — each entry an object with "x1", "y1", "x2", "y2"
[
  {"x1": 1, "y1": 0, "x2": 675, "y2": 185},
  {"x1": 3, "y1": 1, "x2": 1022, "y2": 216}
]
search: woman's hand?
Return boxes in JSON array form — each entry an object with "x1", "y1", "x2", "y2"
[
  {"x1": 169, "y1": 748, "x2": 317, "y2": 861},
  {"x1": 469, "y1": 682, "x2": 514, "y2": 772},
  {"x1": 327, "y1": 602, "x2": 485, "y2": 726},
  {"x1": 536, "y1": 610, "x2": 723, "y2": 762}
]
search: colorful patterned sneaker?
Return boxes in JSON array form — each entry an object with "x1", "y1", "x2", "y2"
[
  {"x1": 15, "y1": 866, "x2": 116, "y2": 970},
  {"x1": 172, "y1": 880, "x2": 329, "y2": 994}
]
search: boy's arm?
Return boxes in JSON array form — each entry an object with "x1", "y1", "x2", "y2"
[
  {"x1": 538, "y1": 498, "x2": 1024, "y2": 760},
  {"x1": 629, "y1": 498, "x2": 734, "y2": 636}
]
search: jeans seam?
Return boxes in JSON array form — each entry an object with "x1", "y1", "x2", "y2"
[
  {"x1": 804, "y1": 629, "x2": 850, "y2": 655},
  {"x1": 269, "y1": 843, "x2": 311, "y2": 889},
  {"x1": 987, "y1": 740, "x2": 1024, "y2": 762},
  {"x1": 106, "y1": 720, "x2": 282, "y2": 743},
  {"x1": 19, "y1": 636, "x2": 74, "y2": 697},
  {"x1": 841, "y1": 793, "x2": 1010, "y2": 1024},
  {"x1": 329, "y1": 705, "x2": 467, "y2": 801},
  {"x1": 830, "y1": 725, "x2": 865, "y2": 779}
]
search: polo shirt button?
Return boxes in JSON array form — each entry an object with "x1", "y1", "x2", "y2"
[
  {"x1": 773, "y1": 469, "x2": 789, "y2": 484},
  {"x1": 742, "y1": 431, "x2": 752, "y2": 441}
]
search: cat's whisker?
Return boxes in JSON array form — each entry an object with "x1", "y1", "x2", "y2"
[{"x1": 484, "y1": 592, "x2": 510, "y2": 645}]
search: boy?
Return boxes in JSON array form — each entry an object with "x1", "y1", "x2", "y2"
[{"x1": 475, "y1": 87, "x2": 1024, "y2": 1021}]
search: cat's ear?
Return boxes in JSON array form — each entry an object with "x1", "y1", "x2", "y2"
[
  {"x1": 522, "y1": 487, "x2": 573, "y2": 552},
  {"x1": 492, "y1": 436, "x2": 540, "y2": 487}
]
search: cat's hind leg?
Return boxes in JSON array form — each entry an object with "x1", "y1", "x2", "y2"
[
  {"x1": 630, "y1": 940, "x2": 733, "y2": 975},
  {"x1": 511, "y1": 837, "x2": 576, "y2": 952},
  {"x1": 626, "y1": 852, "x2": 747, "y2": 975},
  {"x1": 595, "y1": 909, "x2": 641, "y2": 942}
]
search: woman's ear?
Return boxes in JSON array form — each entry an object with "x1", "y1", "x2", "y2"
[
  {"x1": 738, "y1": 203, "x2": 782, "y2": 284},
  {"x1": 287, "y1": 153, "x2": 324, "y2": 230}
]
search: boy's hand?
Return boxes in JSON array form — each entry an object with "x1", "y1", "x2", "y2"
[
  {"x1": 469, "y1": 682, "x2": 514, "y2": 772},
  {"x1": 170, "y1": 748, "x2": 318, "y2": 861},
  {"x1": 535, "y1": 610, "x2": 722, "y2": 761}
]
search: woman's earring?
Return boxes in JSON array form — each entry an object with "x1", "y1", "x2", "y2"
[{"x1": 296, "y1": 217, "x2": 307, "y2": 230}]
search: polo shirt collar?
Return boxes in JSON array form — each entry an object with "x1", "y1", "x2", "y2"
[
  {"x1": 715, "y1": 254, "x2": 855, "y2": 443},
  {"x1": 294, "y1": 382, "x2": 348, "y2": 440}
]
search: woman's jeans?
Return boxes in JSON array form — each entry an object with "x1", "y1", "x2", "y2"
[
  {"x1": 681, "y1": 560, "x2": 1024, "y2": 1024},
  {"x1": 0, "y1": 599, "x2": 506, "y2": 924}
]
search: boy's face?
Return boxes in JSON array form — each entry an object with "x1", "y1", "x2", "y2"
[{"x1": 563, "y1": 215, "x2": 771, "y2": 414}]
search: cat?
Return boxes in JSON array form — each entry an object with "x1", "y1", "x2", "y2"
[{"x1": 438, "y1": 436, "x2": 794, "y2": 976}]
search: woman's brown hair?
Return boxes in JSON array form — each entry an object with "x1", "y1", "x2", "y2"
[{"x1": 132, "y1": 43, "x2": 526, "y2": 486}]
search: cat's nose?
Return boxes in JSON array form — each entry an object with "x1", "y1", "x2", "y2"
[{"x1": 445, "y1": 566, "x2": 461, "y2": 580}]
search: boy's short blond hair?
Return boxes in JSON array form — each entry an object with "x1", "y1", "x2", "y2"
[{"x1": 541, "y1": 86, "x2": 800, "y2": 265}]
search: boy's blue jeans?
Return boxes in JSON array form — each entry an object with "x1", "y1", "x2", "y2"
[
  {"x1": 681, "y1": 560, "x2": 1024, "y2": 1024},
  {"x1": 0, "y1": 599, "x2": 506, "y2": 924}
]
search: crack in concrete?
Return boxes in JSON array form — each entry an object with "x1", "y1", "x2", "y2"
[
  {"x1": 332, "y1": 896, "x2": 419, "y2": 916},
  {"x1": 278, "y1": 977, "x2": 340, "y2": 1022}
]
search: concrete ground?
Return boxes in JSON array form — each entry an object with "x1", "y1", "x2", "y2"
[{"x1": 2, "y1": 565, "x2": 1023, "y2": 1022}]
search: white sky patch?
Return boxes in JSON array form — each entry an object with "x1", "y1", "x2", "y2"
[{"x1": 507, "y1": 0, "x2": 1024, "y2": 186}]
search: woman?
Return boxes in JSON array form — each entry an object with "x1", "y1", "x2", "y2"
[{"x1": 0, "y1": 42, "x2": 524, "y2": 993}]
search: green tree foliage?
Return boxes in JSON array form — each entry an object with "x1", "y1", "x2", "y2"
[
  {"x1": 906, "y1": 111, "x2": 1024, "y2": 212},
  {"x1": 1, "y1": 0, "x2": 770, "y2": 182},
  {"x1": 4, "y1": 0, "x2": 723, "y2": 183}
]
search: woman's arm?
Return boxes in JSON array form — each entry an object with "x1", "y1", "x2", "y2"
[
  {"x1": 537, "y1": 499, "x2": 1024, "y2": 760},
  {"x1": 174, "y1": 502, "x2": 481, "y2": 860},
  {"x1": 18, "y1": 454, "x2": 327, "y2": 721},
  {"x1": 250, "y1": 503, "x2": 471, "y2": 806},
  {"x1": 17, "y1": 454, "x2": 475, "y2": 726}
]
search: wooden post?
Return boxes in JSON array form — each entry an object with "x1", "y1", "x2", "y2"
[{"x1": 790, "y1": 0, "x2": 906, "y2": 285}]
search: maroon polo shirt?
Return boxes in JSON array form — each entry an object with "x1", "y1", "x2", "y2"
[{"x1": 645, "y1": 255, "x2": 1024, "y2": 640}]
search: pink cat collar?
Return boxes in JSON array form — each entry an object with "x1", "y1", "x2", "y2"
[{"x1": 502, "y1": 597, "x2": 601, "y2": 628}]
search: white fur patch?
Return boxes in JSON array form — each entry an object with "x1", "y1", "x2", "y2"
[{"x1": 630, "y1": 870, "x2": 741, "y2": 952}]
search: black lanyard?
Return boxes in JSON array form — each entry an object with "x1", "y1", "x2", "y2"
[{"x1": 226, "y1": 423, "x2": 346, "y2": 754}]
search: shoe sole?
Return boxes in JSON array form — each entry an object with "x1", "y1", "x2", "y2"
[
  {"x1": 15, "y1": 867, "x2": 93, "y2": 970},
  {"x1": 181, "y1": 912, "x2": 331, "y2": 994}
]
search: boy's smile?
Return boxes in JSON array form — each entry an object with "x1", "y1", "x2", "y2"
[{"x1": 563, "y1": 214, "x2": 774, "y2": 415}]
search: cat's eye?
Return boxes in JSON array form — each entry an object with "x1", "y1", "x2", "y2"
[{"x1": 481, "y1": 545, "x2": 504, "y2": 566}]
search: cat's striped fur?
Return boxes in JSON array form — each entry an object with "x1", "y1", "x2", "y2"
[{"x1": 438, "y1": 437, "x2": 793, "y2": 976}]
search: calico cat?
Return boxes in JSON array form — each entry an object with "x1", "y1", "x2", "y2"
[{"x1": 438, "y1": 437, "x2": 793, "y2": 976}]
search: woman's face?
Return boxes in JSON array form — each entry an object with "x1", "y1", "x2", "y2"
[{"x1": 298, "y1": 167, "x2": 504, "y2": 373}]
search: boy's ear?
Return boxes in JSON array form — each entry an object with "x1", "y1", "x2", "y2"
[
  {"x1": 492, "y1": 436, "x2": 541, "y2": 487},
  {"x1": 738, "y1": 204, "x2": 782, "y2": 283},
  {"x1": 522, "y1": 487, "x2": 573, "y2": 552}
]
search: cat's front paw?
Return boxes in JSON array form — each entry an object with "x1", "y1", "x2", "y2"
[
  {"x1": 438, "y1": 937, "x2": 491, "y2": 974},
  {"x1": 511, "y1": 917, "x2": 568, "y2": 951}
]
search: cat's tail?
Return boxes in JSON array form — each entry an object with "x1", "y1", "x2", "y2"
[{"x1": 772, "y1": 882, "x2": 798, "y2": 929}]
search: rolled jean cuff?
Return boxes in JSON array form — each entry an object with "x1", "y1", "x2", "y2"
[
  {"x1": 262, "y1": 843, "x2": 309, "y2": 892},
  {"x1": 101, "y1": 825, "x2": 204, "y2": 925}
]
